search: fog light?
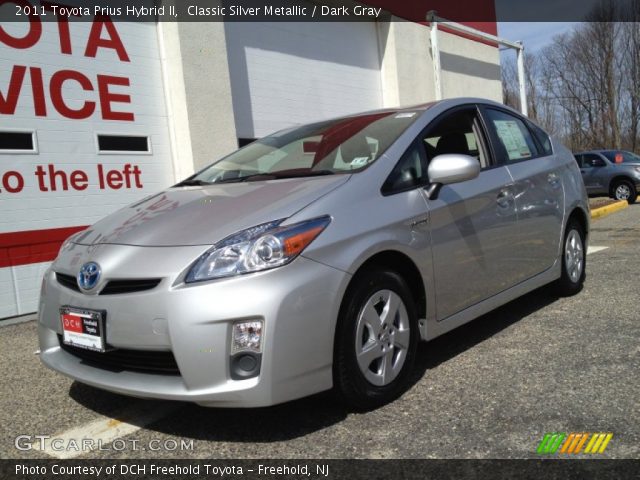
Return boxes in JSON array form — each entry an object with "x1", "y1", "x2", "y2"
[{"x1": 232, "y1": 320, "x2": 263, "y2": 354}]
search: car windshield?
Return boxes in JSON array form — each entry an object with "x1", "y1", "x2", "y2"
[
  {"x1": 601, "y1": 151, "x2": 640, "y2": 164},
  {"x1": 179, "y1": 111, "x2": 421, "y2": 184}
]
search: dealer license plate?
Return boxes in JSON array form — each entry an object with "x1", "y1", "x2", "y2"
[{"x1": 60, "y1": 307, "x2": 106, "y2": 352}]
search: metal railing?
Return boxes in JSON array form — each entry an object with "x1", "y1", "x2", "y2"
[{"x1": 427, "y1": 11, "x2": 528, "y2": 116}]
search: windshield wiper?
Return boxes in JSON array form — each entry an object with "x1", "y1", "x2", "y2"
[
  {"x1": 214, "y1": 173, "x2": 276, "y2": 183},
  {"x1": 173, "y1": 178, "x2": 213, "y2": 187},
  {"x1": 271, "y1": 170, "x2": 336, "y2": 179},
  {"x1": 214, "y1": 170, "x2": 335, "y2": 184}
]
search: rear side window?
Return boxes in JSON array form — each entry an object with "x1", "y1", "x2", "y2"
[
  {"x1": 574, "y1": 154, "x2": 582, "y2": 166},
  {"x1": 601, "y1": 151, "x2": 640, "y2": 164},
  {"x1": 528, "y1": 121, "x2": 553, "y2": 156},
  {"x1": 484, "y1": 108, "x2": 539, "y2": 163}
]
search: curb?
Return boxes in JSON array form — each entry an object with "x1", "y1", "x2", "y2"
[{"x1": 590, "y1": 200, "x2": 629, "y2": 220}]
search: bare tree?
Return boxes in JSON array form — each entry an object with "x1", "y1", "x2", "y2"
[{"x1": 501, "y1": 0, "x2": 640, "y2": 153}]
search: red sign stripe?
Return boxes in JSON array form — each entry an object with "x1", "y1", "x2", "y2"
[{"x1": 0, "y1": 226, "x2": 88, "y2": 268}]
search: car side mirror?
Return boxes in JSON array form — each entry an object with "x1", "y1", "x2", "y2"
[{"x1": 424, "y1": 154, "x2": 481, "y2": 200}]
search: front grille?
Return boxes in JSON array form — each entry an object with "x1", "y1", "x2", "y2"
[
  {"x1": 58, "y1": 336, "x2": 180, "y2": 375},
  {"x1": 55, "y1": 273, "x2": 161, "y2": 295},
  {"x1": 56, "y1": 273, "x2": 80, "y2": 292},
  {"x1": 100, "y1": 279, "x2": 161, "y2": 295}
]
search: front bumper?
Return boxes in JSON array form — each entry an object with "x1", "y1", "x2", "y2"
[{"x1": 38, "y1": 243, "x2": 349, "y2": 407}]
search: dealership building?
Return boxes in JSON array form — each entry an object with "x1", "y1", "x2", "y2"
[{"x1": 0, "y1": 0, "x2": 502, "y2": 318}]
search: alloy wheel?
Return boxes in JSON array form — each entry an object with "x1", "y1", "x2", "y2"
[
  {"x1": 354, "y1": 289, "x2": 410, "y2": 386},
  {"x1": 564, "y1": 229, "x2": 584, "y2": 283},
  {"x1": 615, "y1": 184, "x2": 631, "y2": 200}
]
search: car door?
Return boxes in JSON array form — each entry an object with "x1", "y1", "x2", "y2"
[
  {"x1": 417, "y1": 106, "x2": 518, "y2": 321},
  {"x1": 479, "y1": 107, "x2": 564, "y2": 282},
  {"x1": 580, "y1": 153, "x2": 609, "y2": 194}
]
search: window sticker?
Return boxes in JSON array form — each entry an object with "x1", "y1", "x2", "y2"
[{"x1": 494, "y1": 120, "x2": 531, "y2": 160}]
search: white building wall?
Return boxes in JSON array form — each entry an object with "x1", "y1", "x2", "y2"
[
  {"x1": 377, "y1": 18, "x2": 502, "y2": 108},
  {"x1": 0, "y1": 17, "x2": 174, "y2": 317},
  {"x1": 225, "y1": 21, "x2": 384, "y2": 139}
]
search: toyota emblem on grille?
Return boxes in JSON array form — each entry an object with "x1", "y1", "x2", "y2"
[{"x1": 77, "y1": 262, "x2": 101, "y2": 291}]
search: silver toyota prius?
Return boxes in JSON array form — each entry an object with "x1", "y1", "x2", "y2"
[{"x1": 38, "y1": 98, "x2": 589, "y2": 410}]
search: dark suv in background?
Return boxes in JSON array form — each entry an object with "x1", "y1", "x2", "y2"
[{"x1": 574, "y1": 150, "x2": 640, "y2": 204}]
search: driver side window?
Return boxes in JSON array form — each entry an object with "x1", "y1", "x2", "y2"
[
  {"x1": 583, "y1": 154, "x2": 605, "y2": 168},
  {"x1": 422, "y1": 109, "x2": 488, "y2": 169}
]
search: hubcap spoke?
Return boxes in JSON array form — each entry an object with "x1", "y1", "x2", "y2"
[
  {"x1": 380, "y1": 291, "x2": 400, "y2": 326},
  {"x1": 381, "y1": 350, "x2": 394, "y2": 384},
  {"x1": 357, "y1": 341, "x2": 383, "y2": 371},
  {"x1": 393, "y1": 328, "x2": 410, "y2": 350}
]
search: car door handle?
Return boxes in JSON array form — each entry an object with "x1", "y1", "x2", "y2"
[{"x1": 496, "y1": 189, "x2": 513, "y2": 208}]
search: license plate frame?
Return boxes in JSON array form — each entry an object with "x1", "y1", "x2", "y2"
[{"x1": 60, "y1": 306, "x2": 107, "y2": 353}]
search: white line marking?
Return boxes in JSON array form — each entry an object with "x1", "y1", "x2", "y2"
[
  {"x1": 34, "y1": 402, "x2": 181, "y2": 459},
  {"x1": 587, "y1": 246, "x2": 609, "y2": 255}
]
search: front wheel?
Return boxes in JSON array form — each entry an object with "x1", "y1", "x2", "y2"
[
  {"x1": 333, "y1": 268, "x2": 418, "y2": 410},
  {"x1": 554, "y1": 219, "x2": 586, "y2": 296},
  {"x1": 612, "y1": 180, "x2": 637, "y2": 204}
]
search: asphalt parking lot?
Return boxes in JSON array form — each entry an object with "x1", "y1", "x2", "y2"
[{"x1": 1, "y1": 204, "x2": 638, "y2": 460}]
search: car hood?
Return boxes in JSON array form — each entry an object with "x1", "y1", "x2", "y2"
[{"x1": 74, "y1": 176, "x2": 350, "y2": 247}]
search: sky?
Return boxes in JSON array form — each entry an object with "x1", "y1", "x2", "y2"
[{"x1": 497, "y1": 22, "x2": 581, "y2": 53}]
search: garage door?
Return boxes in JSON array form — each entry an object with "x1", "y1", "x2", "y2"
[
  {"x1": 0, "y1": 12, "x2": 174, "y2": 318},
  {"x1": 225, "y1": 20, "x2": 383, "y2": 139}
]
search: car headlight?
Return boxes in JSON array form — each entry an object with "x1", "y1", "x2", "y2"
[
  {"x1": 634, "y1": 166, "x2": 640, "y2": 175},
  {"x1": 185, "y1": 216, "x2": 331, "y2": 283}
]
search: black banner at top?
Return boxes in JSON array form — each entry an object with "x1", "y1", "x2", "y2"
[{"x1": 0, "y1": 0, "x2": 638, "y2": 23}]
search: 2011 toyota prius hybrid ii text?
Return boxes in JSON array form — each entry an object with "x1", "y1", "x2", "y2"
[{"x1": 38, "y1": 98, "x2": 589, "y2": 410}]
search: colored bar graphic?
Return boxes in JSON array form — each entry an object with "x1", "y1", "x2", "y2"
[
  {"x1": 567, "y1": 433, "x2": 582, "y2": 453},
  {"x1": 537, "y1": 433, "x2": 566, "y2": 454},
  {"x1": 560, "y1": 433, "x2": 575, "y2": 453},
  {"x1": 598, "y1": 433, "x2": 613, "y2": 453},
  {"x1": 574, "y1": 433, "x2": 589, "y2": 453},
  {"x1": 584, "y1": 433, "x2": 599, "y2": 453},
  {"x1": 538, "y1": 432, "x2": 613, "y2": 455}
]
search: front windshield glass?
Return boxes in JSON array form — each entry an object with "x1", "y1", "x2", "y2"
[
  {"x1": 182, "y1": 111, "x2": 421, "y2": 184},
  {"x1": 601, "y1": 151, "x2": 640, "y2": 164}
]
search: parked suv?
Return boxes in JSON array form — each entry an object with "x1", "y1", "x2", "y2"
[
  {"x1": 574, "y1": 150, "x2": 640, "y2": 204},
  {"x1": 38, "y1": 98, "x2": 589, "y2": 410}
]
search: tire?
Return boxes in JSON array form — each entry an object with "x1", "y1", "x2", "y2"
[
  {"x1": 555, "y1": 219, "x2": 586, "y2": 296},
  {"x1": 612, "y1": 179, "x2": 637, "y2": 204},
  {"x1": 333, "y1": 267, "x2": 418, "y2": 410}
]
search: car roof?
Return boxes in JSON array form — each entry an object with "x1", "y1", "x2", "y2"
[
  {"x1": 337, "y1": 97, "x2": 515, "y2": 121},
  {"x1": 576, "y1": 149, "x2": 631, "y2": 154}
]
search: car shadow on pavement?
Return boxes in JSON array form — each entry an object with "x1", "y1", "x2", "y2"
[
  {"x1": 69, "y1": 285, "x2": 561, "y2": 443},
  {"x1": 69, "y1": 381, "x2": 348, "y2": 443},
  {"x1": 410, "y1": 285, "x2": 560, "y2": 381}
]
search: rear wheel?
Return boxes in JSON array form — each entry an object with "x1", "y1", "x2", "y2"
[
  {"x1": 555, "y1": 219, "x2": 586, "y2": 296},
  {"x1": 612, "y1": 179, "x2": 637, "y2": 204},
  {"x1": 333, "y1": 268, "x2": 418, "y2": 410}
]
